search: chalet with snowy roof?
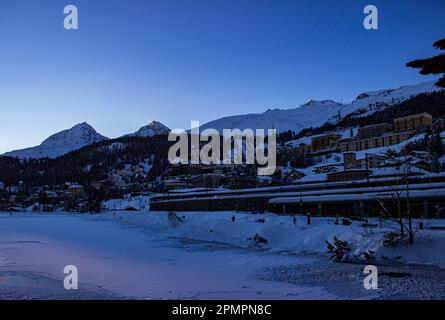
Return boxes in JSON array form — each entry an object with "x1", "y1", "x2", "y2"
[
  {"x1": 312, "y1": 164, "x2": 341, "y2": 174},
  {"x1": 283, "y1": 169, "x2": 306, "y2": 183},
  {"x1": 409, "y1": 151, "x2": 433, "y2": 162},
  {"x1": 66, "y1": 184, "x2": 85, "y2": 198},
  {"x1": 411, "y1": 160, "x2": 434, "y2": 172},
  {"x1": 90, "y1": 180, "x2": 108, "y2": 190}
]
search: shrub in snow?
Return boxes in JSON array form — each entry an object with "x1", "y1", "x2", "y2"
[
  {"x1": 32, "y1": 203, "x2": 42, "y2": 212},
  {"x1": 168, "y1": 211, "x2": 184, "y2": 227},
  {"x1": 326, "y1": 237, "x2": 353, "y2": 262},
  {"x1": 356, "y1": 251, "x2": 376, "y2": 264},
  {"x1": 327, "y1": 236, "x2": 377, "y2": 264},
  {"x1": 248, "y1": 234, "x2": 268, "y2": 246},
  {"x1": 383, "y1": 231, "x2": 403, "y2": 247}
]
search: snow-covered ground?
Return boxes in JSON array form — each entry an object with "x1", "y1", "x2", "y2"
[
  {"x1": 102, "y1": 196, "x2": 150, "y2": 211},
  {"x1": 1, "y1": 211, "x2": 444, "y2": 300},
  {"x1": 98, "y1": 211, "x2": 445, "y2": 267}
]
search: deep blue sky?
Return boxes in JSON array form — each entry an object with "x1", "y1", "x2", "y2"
[{"x1": 0, "y1": 0, "x2": 444, "y2": 153}]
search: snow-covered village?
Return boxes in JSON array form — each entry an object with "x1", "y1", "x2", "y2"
[{"x1": 0, "y1": 0, "x2": 445, "y2": 305}]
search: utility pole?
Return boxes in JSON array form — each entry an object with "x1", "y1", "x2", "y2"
[
  {"x1": 299, "y1": 177, "x2": 303, "y2": 215},
  {"x1": 381, "y1": 152, "x2": 404, "y2": 237},
  {"x1": 405, "y1": 158, "x2": 413, "y2": 244},
  {"x1": 396, "y1": 166, "x2": 404, "y2": 238},
  {"x1": 365, "y1": 153, "x2": 370, "y2": 184}
]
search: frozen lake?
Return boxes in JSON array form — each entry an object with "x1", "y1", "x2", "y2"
[{"x1": 0, "y1": 212, "x2": 444, "y2": 299}]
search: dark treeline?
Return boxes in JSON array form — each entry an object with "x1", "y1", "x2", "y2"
[{"x1": 0, "y1": 135, "x2": 172, "y2": 187}]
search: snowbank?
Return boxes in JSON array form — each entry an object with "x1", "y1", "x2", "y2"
[
  {"x1": 96, "y1": 211, "x2": 445, "y2": 267},
  {"x1": 102, "y1": 196, "x2": 149, "y2": 211}
]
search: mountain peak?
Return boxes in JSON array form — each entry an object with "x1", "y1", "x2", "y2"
[
  {"x1": 3, "y1": 122, "x2": 108, "y2": 159},
  {"x1": 65, "y1": 122, "x2": 96, "y2": 133},
  {"x1": 130, "y1": 121, "x2": 170, "y2": 138},
  {"x1": 41, "y1": 122, "x2": 107, "y2": 145},
  {"x1": 74, "y1": 121, "x2": 92, "y2": 128},
  {"x1": 301, "y1": 99, "x2": 342, "y2": 107},
  {"x1": 147, "y1": 120, "x2": 167, "y2": 128}
]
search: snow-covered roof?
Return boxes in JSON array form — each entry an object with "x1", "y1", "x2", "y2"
[
  {"x1": 284, "y1": 136, "x2": 311, "y2": 147},
  {"x1": 68, "y1": 184, "x2": 83, "y2": 189}
]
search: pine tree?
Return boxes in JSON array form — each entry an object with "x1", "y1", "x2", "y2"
[
  {"x1": 271, "y1": 168, "x2": 283, "y2": 185},
  {"x1": 430, "y1": 131, "x2": 444, "y2": 157},
  {"x1": 407, "y1": 39, "x2": 445, "y2": 88}
]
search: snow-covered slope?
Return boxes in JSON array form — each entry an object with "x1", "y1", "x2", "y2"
[
  {"x1": 127, "y1": 121, "x2": 170, "y2": 138},
  {"x1": 338, "y1": 81, "x2": 443, "y2": 119},
  {"x1": 3, "y1": 122, "x2": 108, "y2": 159},
  {"x1": 201, "y1": 81, "x2": 442, "y2": 133},
  {"x1": 201, "y1": 99, "x2": 343, "y2": 133}
]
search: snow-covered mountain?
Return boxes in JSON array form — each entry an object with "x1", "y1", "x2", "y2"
[
  {"x1": 3, "y1": 122, "x2": 109, "y2": 159},
  {"x1": 2, "y1": 121, "x2": 170, "y2": 159},
  {"x1": 200, "y1": 100, "x2": 343, "y2": 133},
  {"x1": 337, "y1": 81, "x2": 443, "y2": 120},
  {"x1": 128, "y1": 121, "x2": 170, "y2": 138},
  {"x1": 200, "y1": 81, "x2": 442, "y2": 133}
]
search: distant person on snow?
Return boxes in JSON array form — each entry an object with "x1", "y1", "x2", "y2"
[
  {"x1": 232, "y1": 215, "x2": 235, "y2": 223},
  {"x1": 292, "y1": 216, "x2": 297, "y2": 225}
]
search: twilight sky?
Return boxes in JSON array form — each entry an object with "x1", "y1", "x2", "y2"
[{"x1": 0, "y1": 0, "x2": 444, "y2": 153}]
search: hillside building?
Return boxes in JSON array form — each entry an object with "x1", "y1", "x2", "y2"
[
  {"x1": 340, "y1": 131, "x2": 411, "y2": 152},
  {"x1": 394, "y1": 113, "x2": 433, "y2": 132},
  {"x1": 357, "y1": 123, "x2": 393, "y2": 139},
  {"x1": 293, "y1": 113, "x2": 434, "y2": 156},
  {"x1": 311, "y1": 133, "x2": 341, "y2": 152}
]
